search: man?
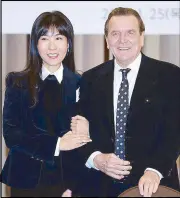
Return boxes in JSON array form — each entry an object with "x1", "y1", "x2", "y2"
[{"x1": 72, "y1": 7, "x2": 180, "y2": 197}]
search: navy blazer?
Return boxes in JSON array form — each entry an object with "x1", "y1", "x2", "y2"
[{"x1": 1, "y1": 66, "x2": 81, "y2": 189}]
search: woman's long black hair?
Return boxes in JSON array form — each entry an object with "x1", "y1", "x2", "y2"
[{"x1": 8, "y1": 11, "x2": 75, "y2": 106}]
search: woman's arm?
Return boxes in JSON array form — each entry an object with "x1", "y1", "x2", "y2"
[
  {"x1": 3, "y1": 74, "x2": 58, "y2": 163},
  {"x1": 3, "y1": 73, "x2": 92, "y2": 163}
]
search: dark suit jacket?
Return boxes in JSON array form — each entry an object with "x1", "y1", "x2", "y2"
[
  {"x1": 1, "y1": 66, "x2": 81, "y2": 190},
  {"x1": 78, "y1": 54, "x2": 180, "y2": 196}
]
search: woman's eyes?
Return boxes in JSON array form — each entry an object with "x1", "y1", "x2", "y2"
[
  {"x1": 41, "y1": 37, "x2": 48, "y2": 40},
  {"x1": 56, "y1": 36, "x2": 63, "y2": 40},
  {"x1": 40, "y1": 36, "x2": 63, "y2": 40},
  {"x1": 40, "y1": 35, "x2": 64, "y2": 41}
]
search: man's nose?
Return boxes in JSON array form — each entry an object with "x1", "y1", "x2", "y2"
[{"x1": 119, "y1": 34, "x2": 127, "y2": 43}]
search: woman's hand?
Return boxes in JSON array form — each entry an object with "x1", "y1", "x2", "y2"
[
  {"x1": 71, "y1": 115, "x2": 89, "y2": 137},
  {"x1": 60, "y1": 131, "x2": 92, "y2": 151}
]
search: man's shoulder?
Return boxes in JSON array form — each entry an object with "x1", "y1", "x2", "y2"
[
  {"x1": 144, "y1": 55, "x2": 180, "y2": 79},
  {"x1": 82, "y1": 60, "x2": 114, "y2": 79},
  {"x1": 145, "y1": 55, "x2": 180, "y2": 73}
]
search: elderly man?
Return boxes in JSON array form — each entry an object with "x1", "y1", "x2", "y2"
[{"x1": 72, "y1": 7, "x2": 180, "y2": 197}]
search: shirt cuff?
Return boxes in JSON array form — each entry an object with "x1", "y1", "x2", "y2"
[
  {"x1": 145, "y1": 168, "x2": 163, "y2": 180},
  {"x1": 85, "y1": 151, "x2": 102, "y2": 170},
  {"x1": 54, "y1": 137, "x2": 61, "y2": 156},
  {"x1": 76, "y1": 88, "x2": 80, "y2": 102}
]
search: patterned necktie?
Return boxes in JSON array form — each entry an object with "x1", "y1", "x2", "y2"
[{"x1": 115, "y1": 68, "x2": 131, "y2": 160}]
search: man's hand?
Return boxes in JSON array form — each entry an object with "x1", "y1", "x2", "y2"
[
  {"x1": 71, "y1": 115, "x2": 89, "y2": 136},
  {"x1": 62, "y1": 189, "x2": 72, "y2": 197},
  {"x1": 60, "y1": 131, "x2": 92, "y2": 151},
  {"x1": 93, "y1": 153, "x2": 132, "y2": 180},
  {"x1": 138, "y1": 170, "x2": 160, "y2": 197}
]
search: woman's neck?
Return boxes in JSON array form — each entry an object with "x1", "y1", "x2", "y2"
[{"x1": 43, "y1": 64, "x2": 61, "y2": 73}]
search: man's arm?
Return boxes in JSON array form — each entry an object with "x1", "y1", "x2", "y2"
[{"x1": 138, "y1": 69, "x2": 180, "y2": 197}]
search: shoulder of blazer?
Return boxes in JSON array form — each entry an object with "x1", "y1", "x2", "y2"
[
  {"x1": 5, "y1": 72, "x2": 29, "y2": 89},
  {"x1": 142, "y1": 53, "x2": 180, "y2": 76},
  {"x1": 141, "y1": 54, "x2": 180, "y2": 90},
  {"x1": 82, "y1": 59, "x2": 114, "y2": 81},
  {"x1": 63, "y1": 66, "x2": 81, "y2": 88}
]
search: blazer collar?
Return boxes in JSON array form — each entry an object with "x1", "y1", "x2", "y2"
[
  {"x1": 30, "y1": 66, "x2": 77, "y2": 134},
  {"x1": 101, "y1": 60, "x2": 115, "y2": 138},
  {"x1": 41, "y1": 64, "x2": 64, "y2": 84}
]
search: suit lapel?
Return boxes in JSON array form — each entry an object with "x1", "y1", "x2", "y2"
[
  {"x1": 61, "y1": 66, "x2": 76, "y2": 106},
  {"x1": 97, "y1": 55, "x2": 159, "y2": 140},
  {"x1": 101, "y1": 60, "x2": 116, "y2": 139},
  {"x1": 30, "y1": 78, "x2": 49, "y2": 132},
  {"x1": 127, "y1": 54, "x2": 159, "y2": 128},
  {"x1": 56, "y1": 66, "x2": 77, "y2": 135}
]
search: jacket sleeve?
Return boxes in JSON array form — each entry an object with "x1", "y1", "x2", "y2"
[
  {"x1": 146, "y1": 80, "x2": 180, "y2": 177},
  {"x1": 132, "y1": 72, "x2": 180, "y2": 179},
  {"x1": 75, "y1": 72, "x2": 103, "y2": 163},
  {"x1": 3, "y1": 74, "x2": 58, "y2": 163}
]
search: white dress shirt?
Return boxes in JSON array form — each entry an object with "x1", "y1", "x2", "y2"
[
  {"x1": 85, "y1": 53, "x2": 163, "y2": 180},
  {"x1": 40, "y1": 64, "x2": 79, "y2": 156}
]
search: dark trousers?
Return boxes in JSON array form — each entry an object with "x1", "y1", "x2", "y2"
[{"x1": 11, "y1": 183, "x2": 64, "y2": 197}]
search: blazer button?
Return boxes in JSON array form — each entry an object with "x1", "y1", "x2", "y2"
[
  {"x1": 111, "y1": 138, "x2": 114, "y2": 143},
  {"x1": 145, "y1": 98, "x2": 150, "y2": 103}
]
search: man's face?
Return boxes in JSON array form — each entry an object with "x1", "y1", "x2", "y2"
[{"x1": 106, "y1": 15, "x2": 144, "y2": 67}]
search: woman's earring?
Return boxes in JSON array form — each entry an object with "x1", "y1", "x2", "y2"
[{"x1": 67, "y1": 44, "x2": 69, "y2": 53}]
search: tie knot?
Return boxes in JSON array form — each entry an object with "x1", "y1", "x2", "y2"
[
  {"x1": 120, "y1": 68, "x2": 131, "y2": 79},
  {"x1": 46, "y1": 74, "x2": 57, "y2": 81}
]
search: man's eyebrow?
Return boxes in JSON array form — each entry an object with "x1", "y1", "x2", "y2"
[
  {"x1": 128, "y1": 29, "x2": 136, "y2": 32},
  {"x1": 111, "y1": 30, "x2": 119, "y2": 33}
]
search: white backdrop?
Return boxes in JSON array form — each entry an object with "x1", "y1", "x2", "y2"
[{"x1": 2, "y1": 1, "x2": 180, "y2": 34}]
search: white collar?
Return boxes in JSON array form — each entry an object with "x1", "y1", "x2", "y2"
[
  {"x1": 114, "y1": 53, "x2": 142, "y2": 73},
  {"x1": 41, "y1": 63, "x2": 64, "y2": 84}
]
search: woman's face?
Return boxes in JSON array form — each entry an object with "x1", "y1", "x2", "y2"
[{"x1": 37, "y1": 27, "x2": 68, "y2": 69}]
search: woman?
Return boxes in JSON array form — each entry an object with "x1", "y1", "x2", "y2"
[{"x1": 1, "y1": 11, "x2": 91, "y2": 197}]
